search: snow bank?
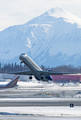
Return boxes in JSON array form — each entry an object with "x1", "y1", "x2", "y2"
[{"x1": 0, "y1": 107, "x2": 81, "y2": 116}]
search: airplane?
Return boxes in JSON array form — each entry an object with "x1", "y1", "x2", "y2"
[
  {"x1": 9, "y1": 53, "x2": 73, "y2": 82},
  {"x1": 0, "y1": 76, "x2": 20, "y2": 89}
]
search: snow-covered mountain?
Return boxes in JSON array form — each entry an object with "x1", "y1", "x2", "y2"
[{"x1": 0, "y1": 7, "x2": 81, "y2": 67}]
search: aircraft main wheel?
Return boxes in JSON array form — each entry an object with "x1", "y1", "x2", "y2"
[
  {"x1": 41, "y1": 77, "x2": 44, "y2": 79},
  {"x1": 29, "y1": 76, "x2": 32, "y2": 79}
]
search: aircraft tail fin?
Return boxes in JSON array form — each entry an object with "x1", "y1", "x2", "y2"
[{"x1": 6, "y1": 76, "x2": 20, "y2": 88}]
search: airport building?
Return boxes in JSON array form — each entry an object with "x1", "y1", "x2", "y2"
[
  {"x1": 0, "y1": 74, "x2": 81, "y2": 83},
  {"x1": 52, "y1": 74, "x2": 81, "y2": 83},
  {"x1": 0, "y1": 74, "x2": 30, "y2": 82}
]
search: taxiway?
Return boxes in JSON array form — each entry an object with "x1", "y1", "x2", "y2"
[{"x1": 0, "y1": 98, "x2": 81, "y2": 106}]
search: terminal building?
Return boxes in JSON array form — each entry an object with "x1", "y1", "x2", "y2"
[
  {"x1": 52, "y1": 74, "x2": 81, "y2": 83},
  {"x1": 0, "y1": 74, "x2": 81, "y2": 83}
]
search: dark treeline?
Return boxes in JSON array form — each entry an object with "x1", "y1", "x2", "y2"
[
  {"x1": 0, "y1": 63, "x2": 29, "y2": 73},
  {"x1": 41, "y1": 65, "x2": 81, "y2": 73},
  {"x1": 0, "y1": 62, "x2": 81, "y2": 73}
]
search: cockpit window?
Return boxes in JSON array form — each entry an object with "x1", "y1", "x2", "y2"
[{"x1": 21, "y1": 53, "x2": 25, "y2": 55}]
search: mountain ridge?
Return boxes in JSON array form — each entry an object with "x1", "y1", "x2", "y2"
[{"x1": 0, "y1": 7, "x2": 81, "y2": 67}]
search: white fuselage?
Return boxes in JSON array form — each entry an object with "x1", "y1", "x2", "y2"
[{"x1": 19, "y1": 53, "x2": 51, "y2": 81}]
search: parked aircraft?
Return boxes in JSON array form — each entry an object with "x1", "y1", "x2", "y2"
[
  {"x1": 0, "y1": 76, "x2": 20, "y2": 89},
  {"x1": 9, "y1": 53, "x2": 73, "y2": 82}
]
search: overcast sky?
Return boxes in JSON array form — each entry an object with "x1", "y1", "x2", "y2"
[{"x1": 0, "y1": 0, "x2": 81, "y2": 31}]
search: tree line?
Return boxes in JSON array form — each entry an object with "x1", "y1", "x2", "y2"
[
  {"x1": 0, "y1": 62, "x2": 28, "y2": 73},
  {"x1": 0, "y1": 62, "x2": 81, "y2": 73}
]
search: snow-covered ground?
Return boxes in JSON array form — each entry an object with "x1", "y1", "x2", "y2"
[
  {"x1": 0, "y1": 80, "x2": 81, "y2": 97},
  {"x1": 0, "y1": 106, "x2": 81, "y2": 116},
  {"x1": 0, "y1": 97, "x2": 81, "y2": 101},
  {"x1": 17, "y1": 81, "x2": 43, "y2": 88}
]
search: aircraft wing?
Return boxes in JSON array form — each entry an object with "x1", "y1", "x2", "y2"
[
  {"x1": 8, "y1": 70, "x2": 33, "y2": 75},
  {"x1": 38, "y1": 71, "x2": 73, "y2": 75},
  {"x1": 8, "y1": 70, "x2": 73, "y2": 76}
]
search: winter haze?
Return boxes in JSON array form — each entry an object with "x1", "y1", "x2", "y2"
[{"x1": 0, "y1": 8, "x2": 81, "y2": 67}]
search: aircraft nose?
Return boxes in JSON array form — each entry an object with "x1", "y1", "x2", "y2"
[
  {"x1": 19, "y1": 53, "x2": 27, "y2": 60},
  {"x1": 19, "y1": 54, "x2": 24, "y2": 60}
]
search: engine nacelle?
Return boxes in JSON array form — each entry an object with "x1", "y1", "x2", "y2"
[{"x1": 35, "y1": 75, "x2": 52, "y2": 82}]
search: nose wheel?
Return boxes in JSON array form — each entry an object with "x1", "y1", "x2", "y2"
[{"x1": 21, "y1": 61, "x2": 23, "y2": 64}]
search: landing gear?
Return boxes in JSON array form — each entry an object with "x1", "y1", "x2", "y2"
[
  {"x1": 41, "y1": 77, "x2": 44, "y2": 80},
  {"x1": 29, "y1": 76, "x2": 32, "y2": 79},
  {"x1": 21, "y1": 61, "x2": 23, "y2": 64}
]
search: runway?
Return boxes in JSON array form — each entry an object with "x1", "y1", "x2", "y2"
[
  {"x1": 0, "y1": 116, "x2": 81, "y2": 120},
  {"x1": 0, "y1": 86, "x2": 81, "y2": 107},
  {"x1": 0, "y1": 82, "x2": 81, "y2": 118},
  {"x1": 0, "y1": 98, "x2": 81, "y2": 106}
]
